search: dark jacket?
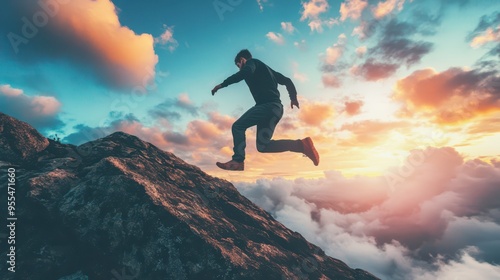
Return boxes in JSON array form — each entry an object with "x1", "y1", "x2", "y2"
[{"x1": 220, "y1": 58, "x2": 298, "y2": 105}]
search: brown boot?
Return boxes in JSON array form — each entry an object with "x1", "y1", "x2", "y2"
[
  {"x1": 301, "y1": 137, "x2": 319, "y2": 166},
  {"x1": 216, "y1": 160, "x2": 244, "y2": 171}
]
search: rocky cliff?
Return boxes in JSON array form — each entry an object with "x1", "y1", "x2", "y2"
[{"x1": 0, "y1": 113, "x2": 378, "y2": 280}]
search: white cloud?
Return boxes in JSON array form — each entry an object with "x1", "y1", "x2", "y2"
[
  {"x1": 281, "y1": 22, "x2": 296, "y2": 33},
  {"x1": 236, "y1": 147, "x2": 500, "y2": 279},
  {"x1": 155, "y1": 25, "x2": 179, "y2": 52},
  {"x1": 266, "y1": 32, "x2": 285, "y2": 45},
  {"x1": 294, "y1": 40, "x2": 308, "y2": 51}
]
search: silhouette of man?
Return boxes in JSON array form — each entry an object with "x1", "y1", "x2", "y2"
[{"x1": 211, "y1": 49, "x2": 319, "y2": 171}]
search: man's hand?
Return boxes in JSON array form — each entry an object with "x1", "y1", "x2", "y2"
[
  {"x1": 291, "y1": 99, "x2": 300, "y2": 109},
  {"x1": 211, "y1": 84, "x2": 222, "y2": 96}
]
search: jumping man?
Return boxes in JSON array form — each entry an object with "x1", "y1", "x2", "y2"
[{"x1": 211, "y1": 49, "x2": 319, "y2": 171}]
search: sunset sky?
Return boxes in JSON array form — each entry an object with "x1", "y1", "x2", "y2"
[{"x1": 1, "y1": 0, "x2": 499, "y2": 279}]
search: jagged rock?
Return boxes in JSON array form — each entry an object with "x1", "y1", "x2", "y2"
[
  {"x1": 0, "y1": 113, "x2": 379, "y2": 280},
  {"x1": 0, "y1": 113, "x2": 49, "y2": 164}
]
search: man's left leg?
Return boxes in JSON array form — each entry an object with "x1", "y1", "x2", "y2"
[{"x1": 257, "y1": 103, "x2": 320, "y2": 166}]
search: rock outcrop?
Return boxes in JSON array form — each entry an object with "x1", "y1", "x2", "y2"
[{"x1": 0, "y1": 113, "x2": 379, "y2": 280}]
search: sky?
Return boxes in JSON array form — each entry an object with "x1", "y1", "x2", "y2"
[{"x1": 1, "y1": 0, "x2": 500, "y2": 279}]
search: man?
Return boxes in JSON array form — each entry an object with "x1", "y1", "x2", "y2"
[{"x1": 211, "y1": 49, "x2": 319, "y2": 171}]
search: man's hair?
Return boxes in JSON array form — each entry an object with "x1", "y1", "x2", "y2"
[{"x1": 234, "y1": 49, "x2": 252, "y2": 64}]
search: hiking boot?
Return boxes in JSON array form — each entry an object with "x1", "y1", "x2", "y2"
[
  {"x1": 216, "y1": 160, "x2": 244, "y2": 171},
  {"x1": 301, "y1": 137, "x2": 319, "y2": 166}
]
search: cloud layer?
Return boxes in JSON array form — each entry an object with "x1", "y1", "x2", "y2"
[
  {"x1": 393, "y1": 67, "x2": 500, "y2": 124},
  {"x1": 236, "y1": 147, "x2": 500, "y2": 279}
]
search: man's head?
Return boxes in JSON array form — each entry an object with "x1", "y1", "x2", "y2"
[{"x1": 234, "y1": 49, "x2": 252, "y2": 70}]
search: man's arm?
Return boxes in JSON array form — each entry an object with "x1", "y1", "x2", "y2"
[
  {"x1": 212, "y1": 60, "x2": 257, "y2": 95},
  {"x1": 272, "y1": 70, "x2": 299, "y2": 108}
]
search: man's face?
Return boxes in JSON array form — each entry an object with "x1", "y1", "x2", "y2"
[{"x1": 235, "y1": 58, "x2": 245, "y2": 70}]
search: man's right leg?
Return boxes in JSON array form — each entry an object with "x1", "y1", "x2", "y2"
[{"x1": 231, "y1": 105, "x2": 269, "y2": 162}]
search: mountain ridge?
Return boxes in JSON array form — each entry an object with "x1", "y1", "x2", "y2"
[{"x1": 0, "y1": 112, "x2": 379, "y2": 280}]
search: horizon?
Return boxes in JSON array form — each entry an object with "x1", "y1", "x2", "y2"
[{"x1": 1, "y1": 0, "x2": 500, "y2": 279}]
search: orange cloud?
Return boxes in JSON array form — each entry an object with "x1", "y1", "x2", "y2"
[
  {"x1": 372, "y1": 0, "x2": 406, "y2": 19},
  {"x1": 298, "y1": 102, "x2": 334, "y2": 126},
  {"x1": 322, "y1": 74, "x2": 341, "y2": 88},
  {"x1": 470, "y1": 26, "x2": 500, "y2": 48},
  {"x1": 393, "y1": 67, "x2": 500, "y2": 124},
  {"x1": 54, "y1": 0, "x2": 158, "y2": 89},
  {"x1": 340, "y1": 0, "x2": 368, "y2": 21},
  {"x1": 186, "y1": 120, "x2": 223, "y2": 145},
  {"x1": 344, "y1": 100, "x2": 364, "y2": 116},
  {"x1": 117, "y1": 121, "x2": 170, "y2": 148},
  {"x1": 5, "y1": 0, "x2": 158, "y2": 90},
  {"x1": 339, "y1": 120, "x2": 407, "y2": 146},
  {"x1": 301, "y1": 0, "x2": 329, "y2": 21}
]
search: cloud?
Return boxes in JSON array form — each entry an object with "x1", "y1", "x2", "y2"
[
  {"x1": 373, "y1": 19, "x2": 434, "y2": 66},
  {"x1": 352, "y1": 20, "x2": 378, "y2": 40},
  {"x1": 393, "y1": 67, "x2": 500, "y2": 124},
  {"x1": 350, "y1": 18, "x2": 433, "y2": 81},
  {"x1": 322, "y1": 74, "x2": 342, "y2": 88},
  {"x1": 372, "y1": 0, "x2": 406, "y2": 19},
  {"x1": 298, "y1": 102, "x2": 334, "y2": 126},
  {"x1": 467, "y1": 12, "x2": 500, "y2": 52},
  {"x1": 308, "y1": 19, "x2": 324, "y2": 33},
  {"x1": 322, "y1": 34, "x2": 347, "y2": 66},
  {"x1": 300, "y1": 0, "x2": 336, "y2": 32},
  {"x1": 149, "y1": 93, "x2": 200, "y2": 120},
  {"x1": 256, "y1": 0, "x2": 268, "y2": 11},
  {"x1": 376, "y1": 38, "x2": 433, "y2": 66},
  {"x1": 281, "y1": 22, "x2": 295, "y2": 33},
  {"x1": 0, "y1": 84, "x2": 63, "y2": 130},
  {"x1": 340, "y1": 0, "x2": 368, "y2": 21},
  {"x1": 235, "y1": 147, "x2": 500, "y2": 279},
  {"x1": 351, "y1": 59, "x2": 399, "y2": 81},
  {"x1": 415, "y1": 248, "x2": 500, "y2": 280},
  {"x1": 344, "y1": 100, "x2": 364, "y2": 115},
  {"x1": 294, "y1": 40, "x2": 308, "y2": 51},
  {"x1": 266, "y1": 32, "x2": 285, "y2": 45},
  {"x1": 471, "y1": 27, "x2": 500, "y2": 48},
  {"x1": 300, "y1": 0, "x2": 329, "y2": 21},
  {"x1": 355, "y1": 46, "x2": 367, "y2": 57},
  {"x1": 155, "y1": 25, "x2": 179, "y2": 52},
  {"x1": 2, "y1": 0, "x2": 158, "y2": 90},
  {"x1": 339, "y1": 120, "x2": 406, "y2": 145}
]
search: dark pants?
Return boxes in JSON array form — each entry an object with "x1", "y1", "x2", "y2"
[{"x1": 232, "y1": 102, "x2": 303, "y2": 162}]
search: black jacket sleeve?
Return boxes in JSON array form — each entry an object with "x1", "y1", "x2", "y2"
[
  {"x1": 220, "y1": 59, "x2": 256, "y2": 88},
  {"x1": 272, "y1": 70, "x2": 298, "y2": 102}
]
